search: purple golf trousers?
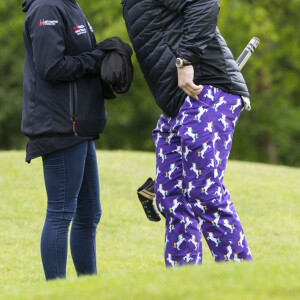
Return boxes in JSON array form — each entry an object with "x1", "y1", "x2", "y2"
[{"x1": 152, "y1": 85, "x2": 253, "y2": 267}]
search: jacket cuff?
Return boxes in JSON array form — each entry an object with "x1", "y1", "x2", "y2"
[
  {"x1": 175, "y1": 49, "x2": 202, "y2": 63},
  {"x1": 92, "y1": 49, "x2": 107, "y2": 68}
]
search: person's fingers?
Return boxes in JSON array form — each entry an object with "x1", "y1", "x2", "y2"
[
  {"x1": 190, "y1": 82, "x2": 203, "y2": 89},
  {"x1": 177, "y1": 65, "x2": 203, "y2": 99},
  {"x1": 182, "y1": 80, "x2": 201, "y2": 90},
  {"x1": 186, "y1": 82, "x2": 203, "y2": 93},
  {"x1": 182, "y1": 86, "x2": 200, "y2": 99},
  {"x1": 181, "y1": 82, "x2": 203, "y2": 99}
]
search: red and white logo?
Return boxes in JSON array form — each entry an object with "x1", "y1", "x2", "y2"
[
  {"x1": 73, "y1": 25, "x2": 87, "y2": 36},
  {"x1": 38, "y1": 19, "x2": 58, "y2": 27}
]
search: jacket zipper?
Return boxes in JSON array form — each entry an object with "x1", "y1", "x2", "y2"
[{"x1": 69, "y1": 82, "x2": 78, "y2": 136}]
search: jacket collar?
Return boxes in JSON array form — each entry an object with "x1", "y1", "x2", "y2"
[{"x1": 22, "y1": 0, "x2": 35, "y2": 12}]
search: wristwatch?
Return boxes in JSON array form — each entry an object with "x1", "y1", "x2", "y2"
[{"x1": 175, "y1": 58, "x2": 192, "y2": 69}]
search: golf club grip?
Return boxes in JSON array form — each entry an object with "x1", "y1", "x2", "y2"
[{"x1": 236, "y1": 37, "x2": 260, "y2": 71}]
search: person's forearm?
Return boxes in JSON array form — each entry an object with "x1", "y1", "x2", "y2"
[{"x1": 39, "y1": 49, "x2": 106, "y2": 83}]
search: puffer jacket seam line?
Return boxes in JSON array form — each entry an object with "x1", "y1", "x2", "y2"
[
  {"x1": 127, "y1": 0, "x2": 142, "y2": 14},
  {"x1": 150, "y1": 48, "x2": 174, "y2": 82},
  {"x1": 131, "y1": 19, "x2": 160, "y2": 47},
  {"x1": 156, "y1": 55, "x2": 177, "y2": 87}
]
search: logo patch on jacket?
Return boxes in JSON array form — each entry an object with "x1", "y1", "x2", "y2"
[
  {"x1": 73, "y1": 25, "x2": 87, "y2": 35},
  {"x1": 38, "y1": 20, "x2": 58, "y2": 27}
]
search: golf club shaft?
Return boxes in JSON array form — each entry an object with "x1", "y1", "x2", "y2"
[{"x1": 236, "y1": 37, "x2": 260, "y2": 71}]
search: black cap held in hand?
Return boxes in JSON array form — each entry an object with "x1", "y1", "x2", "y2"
[{"x1": 96, "y1": 37, "x2": 133, "y2": 99}]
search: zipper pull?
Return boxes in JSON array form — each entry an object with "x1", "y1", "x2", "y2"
[{"x1": 72, "y1": 121, "x2": 78, "y2": 136}]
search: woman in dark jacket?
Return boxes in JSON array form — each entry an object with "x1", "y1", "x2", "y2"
[{"x1": 22, "y1": 0, "x2": 106, "y2": 280}]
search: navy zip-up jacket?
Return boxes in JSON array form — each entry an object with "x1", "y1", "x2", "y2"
[{"x1": 22, "y1": 0, "x2": 107, "y2": 138}]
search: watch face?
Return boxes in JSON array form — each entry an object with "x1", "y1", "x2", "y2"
[{"x1": 175, "y1": 58, "x2": 182, "y2": 68}]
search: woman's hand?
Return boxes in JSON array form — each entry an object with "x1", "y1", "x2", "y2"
[{"x1": 177, "y1": 65, "x2": 203, "y2": 99}]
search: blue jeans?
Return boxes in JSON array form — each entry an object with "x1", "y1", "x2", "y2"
[{"x1": 41, "y1": 140, "x2": 101, "y2": 280}]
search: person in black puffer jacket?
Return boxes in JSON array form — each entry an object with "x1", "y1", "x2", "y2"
[{"x1": 122, "y1": 0, "x2": 253, "y2": 267}]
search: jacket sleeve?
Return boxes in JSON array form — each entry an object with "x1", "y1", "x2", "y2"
[
  {"x1": 28, "y1": 4, "x2": 105, "y2": 82},
  {"x1": 157, "y1": 0, "x2": 220, "y2": 63}
]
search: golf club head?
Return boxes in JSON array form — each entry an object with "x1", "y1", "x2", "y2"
[{"x1": 137, "y1": 177, "x2": 161, "y2": 222}]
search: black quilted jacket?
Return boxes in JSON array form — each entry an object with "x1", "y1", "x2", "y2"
[{"x1": 122, "y1": 0, "x2": 250, "y2": 117}]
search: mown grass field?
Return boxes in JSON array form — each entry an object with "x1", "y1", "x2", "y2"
[{"x1": 0, "y1": 150, "x2": 299, "y2": 299}]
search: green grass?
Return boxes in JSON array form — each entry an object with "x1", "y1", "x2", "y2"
[{"x1": 0, "y1": 150, "x2": 299, "y2": 299}]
